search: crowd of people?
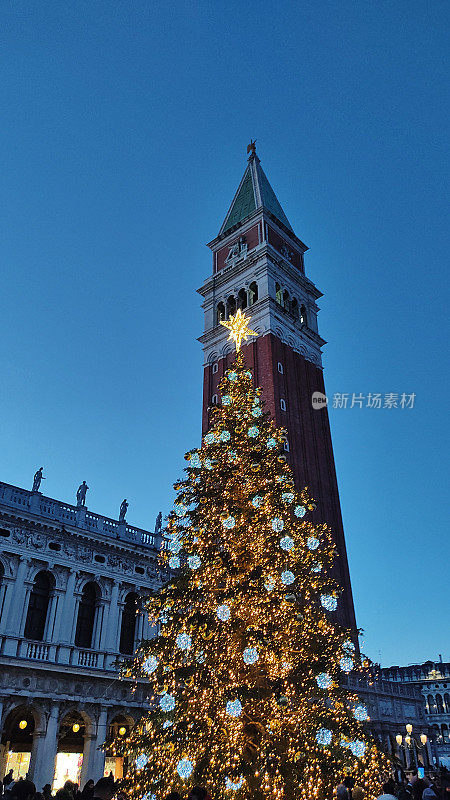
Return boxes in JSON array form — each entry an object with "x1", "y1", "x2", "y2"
[
  {"x1": 336, "y1": 770, "x2": 450, "y2": 799},
  {"x1": 0, "y1": 770, "x2": 449, "y2": 800}
]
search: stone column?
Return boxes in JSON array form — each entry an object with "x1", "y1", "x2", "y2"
[
  {"x1": 29, "y1": 703, "x2": 59, "y2": 789},
  {"x1": 105, "y1": 582, "x2": 120, "y2": 653},
  {"x1": 0, "y1": 579, "x2": 14, "y2": 634},
  {"x1": 3, "y1": 559, "x2": 31, "y2": 655},
  {"x1": 81, "y1": 707, "x2": 108, "y2": 782}
]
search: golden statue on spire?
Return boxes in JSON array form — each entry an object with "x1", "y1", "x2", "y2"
[{"x1": 220, "y1": 309, "x2": 257, "y2": 353}]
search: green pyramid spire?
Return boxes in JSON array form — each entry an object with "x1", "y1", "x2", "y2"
[{"x1": 220, "y1": 148, "x2": 293, "y2": 235}]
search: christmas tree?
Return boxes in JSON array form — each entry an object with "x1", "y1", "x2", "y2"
[{"x1": 117, "y1": 313, "x2": 387, "y2": 800}]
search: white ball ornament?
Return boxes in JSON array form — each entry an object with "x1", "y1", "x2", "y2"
[
  {"x1": 142, "y1": 655, "x2": 158, "y2": 674},
  {"x1": 307, "y1": 536, "x2": 319, "y2": 551},
  {"x1": 294, "y1": 505, "x2": 306, "y2": 517},
  {"x1": 222, "y1": 516, "x2": 236, "y2": 529},
  {"x1": 272, "y1": 518, "x2": 284, "y2": 532},
  {"x1": 177, "y1": 758, "x2": 194, "y2": 779},
  {"x1": 316, "y1": 672, "x2": 332, "y2": 689},
  {"x1": 243, "y1": 647, "x2": 259, "y2": 665},
  {"x1": 176, "y1": 633, "x2": 192, "y2": 651},
  {"x1": 159, "y1": 693, "x2": 175, "y2": 712},
  {"x1": 217, "y1": 604, "x2": 231, "y2": 621},
  {"x1": 168, "y1": 556, "x2": 180, "y2": 569},
  {"x1": 281, "y1": 570, "x2": 295, "y2": 585},
  {"x1": 188, "y1": 555, "x2": 201, "y2": 570},
  {"x1": 339, "y1": 657, "x2": 354, "y2": 673},
  {"x1": 135, "y1": 753, "x2": 149, "y2": 770},
  {"x1": 280, "y1": 536, "x2": 294, "y2": 551},
  {"x1": 316, "y1": 728, "x2": 332, "y2": 746},
  {"x1": 226, "y1": 699, "x2": 242, "y2": 717},
  {"x1": 321, "y1": 594, "x2": 338, "y2": 611},
  {"x1": 353, "y1": 704, "x2": 369, "y2": 721}
]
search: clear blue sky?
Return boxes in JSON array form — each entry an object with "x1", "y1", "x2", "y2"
[{"x1": 0, "y1": 0, "x2": 448, "y2": 667}]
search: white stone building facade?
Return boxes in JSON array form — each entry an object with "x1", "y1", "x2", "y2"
[{"x1": 0, "y1": 479, "x2": 164, "y2": 789}]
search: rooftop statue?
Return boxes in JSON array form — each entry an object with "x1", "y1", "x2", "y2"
[
  {"x1": 32, "y1": 467, "x2": 45, "y2": 493},
  {"x1": 76, "y1": 481, "x2": 89, "y2": 507},
  {"x1": 119, "y1": 498, "x2": 128, "y2": 522}
]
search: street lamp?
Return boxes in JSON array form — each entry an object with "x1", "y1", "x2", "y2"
[{"x1": 395, "y1": 724, "x2": 429, "y2": 770}]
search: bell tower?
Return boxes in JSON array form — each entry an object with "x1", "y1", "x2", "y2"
[{"x1": 198, "y1": 145, "x2": 357, "y2": 632}]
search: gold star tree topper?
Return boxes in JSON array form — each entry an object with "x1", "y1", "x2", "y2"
[{"x1": 220, "y1": 308, "x2": 257, "y2": 352}]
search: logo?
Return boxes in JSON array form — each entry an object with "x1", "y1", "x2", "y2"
[{"x1": 312, "y1": 391, "x2": 328, "y2": 409}]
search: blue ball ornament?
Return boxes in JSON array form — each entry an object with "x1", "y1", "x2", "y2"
[
  {"x1": 272, "y1": 518, "x2": 284, "y2": 532},
  {"x1": 294, "y1": 505, "x2": 306, "y2": 517},
  {"x1": 248, "y1": 426, "x2": 259, "y2": 438},
  {"x1": 281, "y1": 570, "x2": 295, "y2": 585},
  {"x1": 168, "y1": 556, "x2": 180, "y2": 569}
]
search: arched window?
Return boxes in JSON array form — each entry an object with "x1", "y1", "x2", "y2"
[
  {"x1": 291, "y1": 298, "x2": 299, "y2": 320},
  {"x1": 444, "y1": 693, "x2": 450, "y2": 713},
  {"x1": 24, "y1": 571, "x2": 54, "y2": 641},
  {"x1": 216, "y1": 303, "x2": 225, "y2": 325},
  {"x1": 427, "y1": 694, "x2": 436, "y2": 714},
  {"x1": 436, "y1": 694, "x2": 444, "y2": 713},
  {"x1": 442, "y1": 724, "x2": 450, "y2": 743},
  {"x1": 119, "y1": 593, "x2": 138, "y2": 655},
  {"x1": 227, "y1": 296, "x2": 236, "y2": 318},
  {"x1": 237, "y1": 289, "x2": 247, "y2": 310},
  {"x1": 300, "y1": 305, "x2": 307, "y2": 325},
  {"x1": 283, "y1": 290, "x2": 290, "y2": 313},
  {"x1": 75, "y1": 582, "x2": 99, "y2": 649},
  {"x1": 275, "y1": 283, "x2": 282, "y2": 305},
  {"x1": 249, "y1": 282, "x2": 258, "y2": 305}
]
